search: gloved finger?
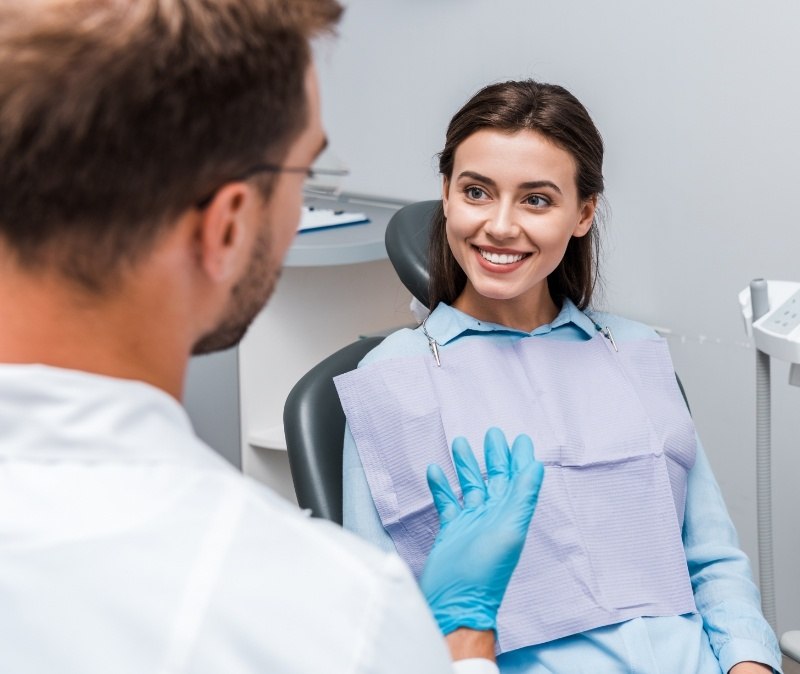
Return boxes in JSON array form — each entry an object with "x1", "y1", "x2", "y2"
[
  {"x1": 426, "y1": 463, "x2": 462, "y2": 526},
  {"x1": 451, "y1": 436, "x2": 488, "y2": 509},
  {"x1": 510, "y1": 433, "x2": 535, "y2": 472},
  {"x1": 484, "y1": 427, "x2": 511, "y2": 500},
  {"x1": 509, "y1": 434, "x2": 545, "y2": 515}
]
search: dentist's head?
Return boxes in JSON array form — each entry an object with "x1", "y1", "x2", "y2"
[{"x1": 0, "y1": 0, "x2": 341, "y2": 395}]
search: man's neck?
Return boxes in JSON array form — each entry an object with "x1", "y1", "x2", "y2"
[{"x1": 0, "y1": 263, "x2": 191, "y2": 400}]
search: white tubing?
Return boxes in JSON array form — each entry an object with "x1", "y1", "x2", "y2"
[
  {"x1": 749, "y1": 278, "x2": 777, "y2": 631},
  {"x1": 755, "y1": 349, "x2": 777, "y2": 630}
]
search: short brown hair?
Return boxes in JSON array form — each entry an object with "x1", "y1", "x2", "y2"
[
  {"x1": 0, "y1": 0, "x2": 342, "y2": 290},
  {"x1": 429, "y1": 79, "x2": 605, "y2": 311}
]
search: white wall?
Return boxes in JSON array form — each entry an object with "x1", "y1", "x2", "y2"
[
  {"x1": 316, "y1": 0, "x2": 800, "y2": 634},
  {"x1": 239, "y1": 261, "x2": 410, "y2": 501}
]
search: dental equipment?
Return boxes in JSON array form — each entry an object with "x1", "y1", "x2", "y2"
[{"x1": 739, "y1": 279, "x2": 800, "y2": 635}]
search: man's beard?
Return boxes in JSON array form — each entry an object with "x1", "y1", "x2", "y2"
[{"x1": 191, "y1": 226, "x2": 279, "y2": 355}]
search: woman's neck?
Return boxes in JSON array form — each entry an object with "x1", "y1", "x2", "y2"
[{"x1": 451, "y1": 284, "x2": 560, "y2": 333}]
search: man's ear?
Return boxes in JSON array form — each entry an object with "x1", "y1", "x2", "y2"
[{"x1": 195, "y1": 183, "x2": 253, "y2": 282}]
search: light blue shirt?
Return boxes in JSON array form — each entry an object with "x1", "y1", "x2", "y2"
[{"x1": 343, "y1": 299, "x2": 782, "y2": 674}]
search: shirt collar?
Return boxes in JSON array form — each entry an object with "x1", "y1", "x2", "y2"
[{"x1": 423, "y1": 297, "x2": 598, "y2": 345}]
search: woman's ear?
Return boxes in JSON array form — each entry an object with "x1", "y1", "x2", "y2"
[
  {"x1": 195, "y1": 183, "x2": 253, "y2": 282},
  {"x1": 573, "y1": 194, "x2": 597, "y2": 238},
  {"x1": 441, "y1": 176, "x2": 450, "y2": 217}
]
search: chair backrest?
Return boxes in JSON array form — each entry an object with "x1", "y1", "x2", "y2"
[
  {"x1": 384, "y1": 199, "x2": 439, "y2": 306},
  {"x1": 283, "y1": 336, "x2": 384, "y2": 524}
]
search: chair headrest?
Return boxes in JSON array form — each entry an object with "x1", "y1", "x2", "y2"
[{"x1": 384, "y1": 200, "x2": 440, "y2": 308}]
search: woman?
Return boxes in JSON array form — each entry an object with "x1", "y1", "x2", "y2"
[{"x1": 335, "y1": 80, "x2": 780, "y2": 674}]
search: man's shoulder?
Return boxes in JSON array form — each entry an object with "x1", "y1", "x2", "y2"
[
  {"x1": 195, "y1": 473, "x2": 437, "y2": 669},
  {"x1": 233, "y1": 474, "x2": 403, "y2": 579}
]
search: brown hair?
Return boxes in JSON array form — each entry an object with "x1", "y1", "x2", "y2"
[
  {"x1": 429, "y1": 79, "x2": 604, "y2": 311},
  {"x1": 0, "y1": 0, "x2": 342, "y2": 291}
]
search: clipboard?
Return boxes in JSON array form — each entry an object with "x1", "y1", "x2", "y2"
[{"x1": 299, "y1": 206, "x2": 370, "y2": 233}]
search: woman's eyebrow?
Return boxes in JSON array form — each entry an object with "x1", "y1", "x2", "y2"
[
  {"x1": 457, "y1": 171, "x2": 562, "y2": 195},
  {"x1": 457, "y1": 170, "x2": 496, "y2": 186},
  {"x1": 518, "y1": 179, "x2": 562, "y2": 195}
]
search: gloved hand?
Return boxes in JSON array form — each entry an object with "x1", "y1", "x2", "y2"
[{"x1": 419, "y1": 427, "x2": 544, "y2": 636}]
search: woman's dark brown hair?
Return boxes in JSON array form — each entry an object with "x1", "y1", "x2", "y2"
[{"x1": 428, "y1": 79, "x2": 604, "y2": 311}]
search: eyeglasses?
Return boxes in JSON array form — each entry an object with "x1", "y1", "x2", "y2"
[{"x1": 195, "y1": 163, "x2": 350, "y2": 209}]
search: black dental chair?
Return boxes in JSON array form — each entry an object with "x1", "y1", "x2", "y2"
[{"x1": 283, "y1": 198, "x2": 693, "y2": 523}]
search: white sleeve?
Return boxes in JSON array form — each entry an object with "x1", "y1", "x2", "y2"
[
  {"x1": 452, "y1": 659, "x2": 500, "y2": 674},
  {"x1": 362, "y1": 554, "x2": 498, "y2": 674}
]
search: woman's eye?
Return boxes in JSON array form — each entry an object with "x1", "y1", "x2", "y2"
[
  {"x1": 525, "y1": 194, "x2": 550, "y2": 207},
  {"x1": 465, "y1": 186, "x2": 487, "y2": 200}
]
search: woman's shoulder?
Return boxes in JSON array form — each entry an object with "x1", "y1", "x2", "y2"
[
  {"x1": 358, "y1": 325, "x2": 429, "y2": 368},
  {"x1": 586, "y1": 309, "x2": 662, "y2": 342}
]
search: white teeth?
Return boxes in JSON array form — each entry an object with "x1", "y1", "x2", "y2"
[{"x1": 479, "y1": 249, "x2": 526, "y2": 265}]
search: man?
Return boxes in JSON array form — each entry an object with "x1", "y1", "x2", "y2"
[{"x1": 0, "y1": 1, "x2": 543, "y2": 673}]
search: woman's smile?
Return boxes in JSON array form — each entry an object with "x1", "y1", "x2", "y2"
[{"x1": 474, "y1": 245, "x2": 532, "y2": 271}]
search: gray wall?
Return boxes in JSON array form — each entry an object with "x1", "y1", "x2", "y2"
[
  {"x1": 184, "y1": 348, "x2": 241, "y2": 469},
  {"x1": 317, "y1": 0, "x2": 800, "y2": 633}
]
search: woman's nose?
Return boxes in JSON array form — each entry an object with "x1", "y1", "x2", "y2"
[{"x1": 482, "y1": 202, "x2": 518, "y2": 240}]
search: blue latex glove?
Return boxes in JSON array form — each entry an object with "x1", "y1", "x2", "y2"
[{"x1": 419, "y1": 427, "x2": 544, "y2": 636}]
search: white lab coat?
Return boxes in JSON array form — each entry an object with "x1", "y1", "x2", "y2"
[{"x1": 0, "y1": 364, "x2": 495, "y2": 674}]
